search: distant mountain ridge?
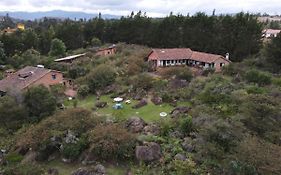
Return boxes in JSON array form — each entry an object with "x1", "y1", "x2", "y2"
[{"x1": 0, "y1": 10, "x2": 120, "y2": 20}]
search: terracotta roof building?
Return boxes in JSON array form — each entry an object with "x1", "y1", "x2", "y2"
[
  {"x1": 147, "y1": 48, "x2": 231, "y2": 72},
  {"x1": 262, "y1": 29, "x2": 281, "y2": 38},
  {"x1": 0, "y1": 66, "x2": 63, "y2": 96},
  {"x1": 96, "y1": 45, "x2": 116, "y2": 56}
]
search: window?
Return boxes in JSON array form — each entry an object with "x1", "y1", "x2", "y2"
[
  {"x1": 52, "y1": 74, "x2": 57, "y2": 80},
  {"x1": 220, "y1": 63, "x2": 225, "y2": 67}
]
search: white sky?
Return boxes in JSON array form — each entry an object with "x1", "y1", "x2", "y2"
[{"x1": 0, "y1": 0, "x2": 281, "y2": 17}]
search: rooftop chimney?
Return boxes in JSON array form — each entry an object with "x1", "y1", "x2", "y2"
[
  {"x1": 37, "y1": 65, "x2": 44, "y2": 68},
  {"x1": 225, "y1": 53, "x2": 230, "y2": 60}
]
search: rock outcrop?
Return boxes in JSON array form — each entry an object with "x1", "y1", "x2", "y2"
[
  {"x1": 135, "y1": 142, "x2": 162, "y2": 162},
  {"x1": 126, "y1": 116, "x2": 146, "y2": 133}
]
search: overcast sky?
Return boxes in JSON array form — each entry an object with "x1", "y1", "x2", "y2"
[{"x1": 0, "y1": 0, "x2": 281, "y2": 17}]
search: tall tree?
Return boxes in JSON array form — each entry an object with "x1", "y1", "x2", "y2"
[
  {"x1": 49, "y1": 38, "x2": 66, "y2": 57},
  {"x1": 0, "y1": 41, "x2": 7, "y2": 64},
  {"x1": 24, "y1": 85, "x2": 56, "y2": 120}
]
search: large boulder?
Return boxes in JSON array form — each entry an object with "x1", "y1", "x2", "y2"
[
  {"x1": 95, "y1": 102, "x2": 107, "y2": 108},
  {"x1": 170, "y1": 106, "x2": 191, "y2": 118},
  {"x1": 80, "y1": 150, "x2": 96, "y2": 165},
  {"x1": 126, "y1": 116, "x2": 146, "y2": 133},
  {"x1": 135, "y1": 142, "x2": 162, "y2": 162},
  {"x1": 0, "y1": 150, "x2": 5, "y2": 165},
  {"x1": 151, "y1": 96, "x2": 163, "y2": 105},
  {"x1": 21, "y1": 150, "x2": 38, "y2": 164},
  {"x1": 143, "y1": 123, "x2": 160, "y2": 135},
  {"x1": 95, "y1": 164, "x2": 106, "y2": 175},
  {"x1": 132, "y1": 99, "x2": 147, "y2": 109},
  {"x1": 174, "y1": 153, "x2": 187, "y2": 161},
  {"x1": 64, "y1": 130, "x2": 79, "y2": 144},
  {"x1": 182, "y1": 137, "x2": 194, "y2": 153}
]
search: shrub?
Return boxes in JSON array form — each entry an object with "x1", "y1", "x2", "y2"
[
  {"x1": 240, "y1": 94, "x2": 280, "y2": 136},
  {"x1": 179, "y1": 116, "x2": 193, "y2": 135},
  {"x1": 130, "y1": 73, "x2": 154, "y2": 91},
  {"x1": 235, "y1": 136, "x2": 281, "y2": 175},
  {"x1": 68, "y1": 66, "x2": 89, "y2": 79},
  {"x1": 0, "y1": 96, "x2": 27, "y2": 130},
  {"x1": 202, "y1": 68, "x2": 215, "y2": 76},
  {"x1": 78, "y1": 85, "x2": 90, "y2": 98},
  {"x1": 5, "y1": 152, "x2": 24, "y2": 164},
  {"x1": 16, "y1": 108, "x2": 99, "y2": 150},
  {"x1": 49, "y1": 38, "x2": 66, "y2": 57},
  {"x1": 87, "y1": 64, "x2": 116, "y2": 92},
  {"x1": 160, "y1": 92, "x2": 174, "y2": 103},
  {"x1": 91, "y1": 37, "x2": 102, "y2": 46},
  {"x1": 24, "y1": 85, "x2": 56, "y2": 120},
  {"x1": 161, "y1": 67, "x2": 193, "y2": 81},
  {"x1": 61, "y1": 135, "x2": 88, "y2": 160},
  {"x1": 246, "y1": 85, "x2": 267, "y2": 94},
  {"x1": 173, "y1": 159, "x2": 197, "y2": 175},
  {"x1": 88, "y1": 124, "x2": 136, "y2": 161},
  {"x1": 244, "y1": 69, "x2": 272, "y2": 86},
  {"x1": 3, "y1": 164, "x2": 45, "y2": 175}
]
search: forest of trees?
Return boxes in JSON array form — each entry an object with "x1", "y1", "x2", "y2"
[{"x1": 0, "y1": 12, "x2": 262, "y2": 62}]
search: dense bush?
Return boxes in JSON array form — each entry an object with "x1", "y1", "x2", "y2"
[
  {"x1": 179, "y1": 116, "x2": 193, "y2": 135},
  {"x1": 234, "y1": 136, "x2": 281, "y2": 175},
  {"x1": 0, "y1": 96, "x2": 27, "y2": 129},
  {"x1": 68, "y1": 65, "x2": 89, "y2": 79},
  {"x1": 61, "y1": 135, "x2": 88, "y2": 160},
  {"x1": 130, "y1": 73, "x2": 154, "y2": 91},
  {"x1": 240, "y1": 94, "x2": 280, "y2": 137},
  {"x1": 5, "y1": 152, "x2": 24, "y2": 164},
  {"x1": 24, "y1": 85, "x2": 56, "y2": 120},
  {"x1": 266, "y1": 33, "x2": 281, "y2": 72},
  {"x1": 48, "y1": 38, "x2": 66, "y2": 57},
  {"x1": 78, "y1": 84, "x2": 90, "y2": 98},
  {"x1": 160, "y1": 67, "x2": 193, "y2": 81},
  {"x1": 244, "y1": 69, "x2": 272, "y2": 86},
  {"x1": 7, "y1": 49, "x2": 43, "y2": 69},
  {"x1": 87, "y1": 64, "x2": 116, "y2": 92},
  {"x1": 88, "y1": 124, "x2": 136, "y2": 161},
  {"x1": 16, "y1": 108, "x2": 99, "y2": 150}
]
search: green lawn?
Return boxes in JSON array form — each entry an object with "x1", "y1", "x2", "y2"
[{"x1": 65, "y1": 95, "x2": 190, "y2": 122}]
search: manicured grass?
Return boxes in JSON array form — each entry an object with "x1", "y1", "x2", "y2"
[{"x1": 65, "y1": 95, "x2": 191, "y2": 122}]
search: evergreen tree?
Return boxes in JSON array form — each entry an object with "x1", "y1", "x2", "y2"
[
  {"x1": 49, "y1": 38, "x2": 66, "y2": 57},
  {"x1": 0, "y1": 41, "x2": 7, "y2": 64}
]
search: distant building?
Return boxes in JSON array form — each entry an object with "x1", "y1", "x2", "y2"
[
  {"x1": 0, "y1": 66, "x2": 64, "y2": 96},
  {"x1": 96, "y1": 45, "x2": 116, "y2": 56},
  {"x1": 17, "y1": 23, "x2": 25, "y2": 31},
  {"x1": 262, "y1": 29, "x2": 281, "y2": 38},
  {"x1": 54, "y1": 53, "x2": 87, "y2": 63},
  {"x1": 1, "y1": 23, "x2": 25, "y2": 34},
  {"x1": 147, "y1": 48, "x2": 231, "y2": 72},
  {"x1": 2, "y1": 27, "x2": 17, "y2": 34}
]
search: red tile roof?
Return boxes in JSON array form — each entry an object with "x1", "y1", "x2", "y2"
[
  {"x1": 148, "y1": 48, "x2": 230, "y2": 63},
  {"x1": 190, "y1": 51, "x2": 226, "y2": 63},
  {"x1": 148, "y1": 48, "x2": 192, "y2": 60},
  {"x1": 0, "y1": 66, "x2": 58, "y2": 92},
  {"x1": 263, "y1": 29, "x2": 281, "y2": 35}
]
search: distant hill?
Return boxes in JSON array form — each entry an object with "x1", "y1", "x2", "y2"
[{"x1": 0, "y1": 10, "x2": 120, "y2": 21}]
